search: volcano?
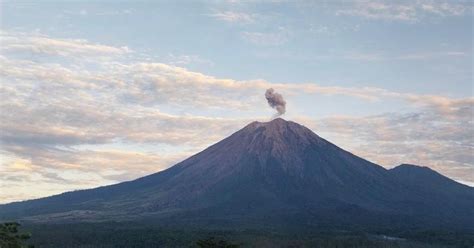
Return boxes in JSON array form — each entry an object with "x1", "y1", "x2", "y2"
[{"x1": 1, "y1": 118, "x2": 473, "y2": 231}]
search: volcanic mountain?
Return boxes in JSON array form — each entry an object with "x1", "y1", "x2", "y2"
[{"x1": 1, "y1": 118, "x2": 473, "y2": 230}]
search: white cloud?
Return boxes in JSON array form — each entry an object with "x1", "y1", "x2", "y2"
[
  {"x1": 165, "y1": 53, "x2": 214, "y2": 67},
  {"x1": 241, "y1": 27, "x2": 291, "y2": 45},
  {"x1": 0, "y1": 31, "x2": 131, "y2": 58},
  {"x1": 336, "y1": 1, "x2": 469, "y2": 22},
  {"x1": 1, "y1": 30, "x2": 472, "y2": 202},
  {"x1": 300, "y1": 97, "x2": 473, "y2": 185},
  {"x1": 210, "y1": 11, "x2": 257, "y2": 23},
  {"x1": 420, "y1": 2, "x2": 467, "y2": 16},
  {"x1": 340, "y1": 51, "x2": 469, "y2": 62},
  {"x1": 63, "y1": 9, "x2": 134, "y2": 17},
  {"x1": 96, "y1": 9, "x2": 134, "y2": 16}
]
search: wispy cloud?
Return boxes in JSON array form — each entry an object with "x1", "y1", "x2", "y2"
[
  {"x1": 165, "y1": 53, "x2": 214, "y2": 67},
  {"x1": 1, "y1": 30, "x2": 472, "y2": 202},
  {"x1": 62, "y1": 9, "x2": 134, "y2": 17},
  {"x1": 299, "y1": 97, "x2": 474, "y2": 185},
  {"x1": 313, "y1": 51, "x2": 468, "y2": 62},
  {"x1": 0, "y1": 31, "x2": 131, "y2": 58},
  {"x1": 209, "y1": 10, "x2": 257, "y2": 23},
  {"x1": 336, "y1": 1, "x2": 469, "y2": 22},
  {"x1": 241, "y1": 27, "x2": 291, "y2": 45},
  {"x1": 0, "y1": 148, "x2": 188, "y2": 203},
  {"x1": 96, "y1": 9, "x2": 134, "y2": 16}
]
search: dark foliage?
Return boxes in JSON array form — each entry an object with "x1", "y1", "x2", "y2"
[
  {"x1": 196, "y1": 237, "x2": 239, "y2": 248},
  {"x1": 0, "y1": 222, "x2": 33, "y2": 248},
  {"x1": 22, "y1": 222, "x2": 474, "y2": 248}
]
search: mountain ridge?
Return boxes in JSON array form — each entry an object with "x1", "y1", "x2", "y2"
[{"x1": 1, "y1": 118, "x2": 473, "y2": 231}]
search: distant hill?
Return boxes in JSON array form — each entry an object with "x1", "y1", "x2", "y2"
[{"x1": 1, "y1": 118, "x2": 473, "y2": 231}]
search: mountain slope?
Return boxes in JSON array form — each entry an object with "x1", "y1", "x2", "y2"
[
  {"x1": 1, "y1": 118, "x2": 473, "y2": 230},
  {"x1": 387, "y1": 164, "x2": 474, "y2": 227}
]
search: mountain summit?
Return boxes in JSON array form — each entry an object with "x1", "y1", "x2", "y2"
[{"x1": 1, "y1": 118, "x2": 473, "y2": 230}]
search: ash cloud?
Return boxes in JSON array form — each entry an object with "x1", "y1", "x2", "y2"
[{"x1": 265, "y1": 88, "x2": 286, "y2": 117}]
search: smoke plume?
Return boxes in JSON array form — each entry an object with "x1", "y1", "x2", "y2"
[{"x1": 265, "y1": 88, "x2": 286, "y2": 117}]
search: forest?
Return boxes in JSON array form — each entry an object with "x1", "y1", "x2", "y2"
[{"x1": 1, "y1": 222, "x2": 473, "y2": 248}]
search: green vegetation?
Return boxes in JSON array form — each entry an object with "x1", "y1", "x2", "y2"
[
  {"x1": 0, "y1": 222, "x2": 33, "y2": 248},
  {"x1": 19, "y1": 222, "x2": 474, "y2": 248},
  {"x1": 196, "y1": 237, "x2": 240, "y2": 248}
]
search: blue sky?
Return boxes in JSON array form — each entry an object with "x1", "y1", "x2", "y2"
[{"x1": 0, "y1": 1, "x2": 473, "y2": 203}]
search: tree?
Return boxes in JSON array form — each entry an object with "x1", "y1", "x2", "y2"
[
  {"x1": 0, "y1": 222, "x2": 33, "y2": 248},
  {"x1": 196, "y1": 237, "x2": 239, "y2": 248}
]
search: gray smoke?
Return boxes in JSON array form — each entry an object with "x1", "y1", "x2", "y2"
[{"x1": 265, "y1": 88, "x2": 286, "y2": 117}]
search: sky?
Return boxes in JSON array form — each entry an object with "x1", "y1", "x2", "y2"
[{"x1": 0, "y1": 0, "x2": 472, "y2": 203}]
